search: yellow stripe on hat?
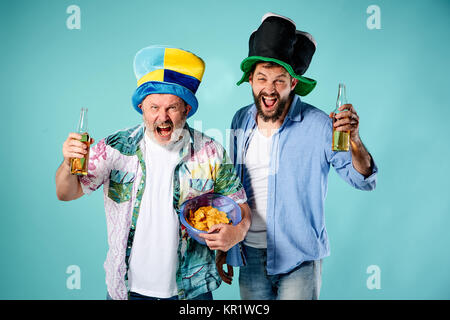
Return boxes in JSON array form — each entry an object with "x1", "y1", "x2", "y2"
[
  {"x1": 164, "y1": 48, "x2": 205, "y2": 81},
  {"x1": 137, "y1": 69, "x2": 165, "y2": 87}
]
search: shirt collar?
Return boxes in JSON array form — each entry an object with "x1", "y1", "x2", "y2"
[
  {"x1": 286, "y1": 94, "x2": 302, "y2": 122},
  {"x1": 128, "y1": 123, "x2": 145, "y2": 145}
]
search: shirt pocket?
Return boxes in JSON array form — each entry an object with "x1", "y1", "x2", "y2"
[
  {"x1": 107, "y1": 169, "x2": 135, "y2": 204},
  {"x1": 188, "y1": 178, "x2": 214, "y2": 196}
]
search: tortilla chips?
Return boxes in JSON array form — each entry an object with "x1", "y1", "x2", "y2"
[{"x1": 188, "y1": 206, "x2": 230, "y2": 231}]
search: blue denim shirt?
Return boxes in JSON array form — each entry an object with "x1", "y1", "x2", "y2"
[{"x1": 230, "y1": 95, "x2": 378, "y2": 275}]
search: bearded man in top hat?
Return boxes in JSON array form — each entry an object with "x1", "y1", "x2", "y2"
[
  {"x1": 55, "y1": 45, "x2": 250, "y2": 300},
  {"x1": 229, "y1": 13, "x2": 378, "y2": 300}
]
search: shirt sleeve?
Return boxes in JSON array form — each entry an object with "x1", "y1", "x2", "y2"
[
  {"x1": 323, "y1": 118, "x2": 378, "y2": 191},
  {"x1": 213, "y1": 146, "x2": 248, "y2": 204},
  {"x1": 79, "y1": 138, "x2": 111, "y2": 195}
]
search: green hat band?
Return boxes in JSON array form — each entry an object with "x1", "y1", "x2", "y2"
[{"x1": 236, "y1": 56, "x2": 317, "y2": 97}]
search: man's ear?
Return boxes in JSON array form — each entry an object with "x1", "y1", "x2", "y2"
[
  {"x1": 291, "y1": 77, "x2": 299, "y2": 90},
  {"x1": 248, "y1": 72, "x2": 253, "y2": 85},
  {"x1": 185, "y1": 104, "x2": 192, "y2": 116},
  {"x1": 138, "y1": 103, "x2": 143, "y2": 110}
]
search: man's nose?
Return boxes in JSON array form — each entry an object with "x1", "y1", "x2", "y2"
[
  {"x1": 156, "y1": 109, "x2": 170, "y2": 122},
  {"x1": 263, "y1": 82, "x2": 276, "y2": 95}
]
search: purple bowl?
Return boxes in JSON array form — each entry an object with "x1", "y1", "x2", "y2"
[{"x1": 179, "y1": 193, "x2": 242, "y2": 245}]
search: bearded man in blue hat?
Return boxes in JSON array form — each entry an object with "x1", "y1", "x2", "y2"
[
  {"x1": 56, "y1": 46, "x2": 251, "y2": 300},
  {"x1": 230, "y1": 13, "x2": 378, "y2": 300}
]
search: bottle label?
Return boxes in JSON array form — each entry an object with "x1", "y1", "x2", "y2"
[{"x1": 80, "y1": 133, "x2": 89, "y2": 142}]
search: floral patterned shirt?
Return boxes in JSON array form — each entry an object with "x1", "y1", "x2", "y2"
[{"x1": 79, "y1": 123, "x2": 247, "y2": 300}]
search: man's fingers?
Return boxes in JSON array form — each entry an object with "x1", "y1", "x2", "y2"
[
  {"x1": 335, "y1": 125, "x2": 354, "y2": 132},
  {"x1": 62, "y1": 132, "x2": 91, "y2": 164},
  {"x1": 63, "y1": 146, "x2": 87, "y2": 159},
  {"x1": 64, "y1": 139, "x2": 87, "y2": 158},
  {"x1": 334, "y1": 110, "x2": 354, "y2": 119},
  {"x1": 334, "y1": 108, "x2": 359, "y2": 128},
  {"x1": 201, "y1": 224, "x2": 235, "y2": 251},
  {"x1": 333, "y1": 117, "x2": 357, "y2": 128},
  {"x1": 204, "y1": 239, "x2": 222, "y2": 250},
  {"x1": 63, "y1": 139, "x2": 88, "y2": 155},
  {"x1": 65, "y1": 152, "x2": 86, "y2": 159},
  {"x1": 208, "y1": 224, "x2": 227, "y2": 233},
  {"x1": 338, "y1": 103, "x2": 354, "y2": 112},
  {"x1": 66, "y1": 133, "x2": 93, "y2": 147},
  {"x1": 205, "y1": 239, "x2": 229, "y2": 251},
  {"x1": 68, "y1": 132, "x2": 83, "y2": 140},
  {"x1": 334, "y1": 119, "x2": 358, "y2": 128},
  {"x1": 70, "y1": 146, "x2": 88, "y2": 154},
  {"x1": 199, "y1": 232, "x2": 219, "y2": 241},
  {"x1": 199, "y1": 223, "x2": 227, "y2": 240},
  {"x1": 68, "y1": 139, "x2": 88, "y2": 149},
  {"x1": 205, "y1": 239, "x2": 216, "y2": 247}
]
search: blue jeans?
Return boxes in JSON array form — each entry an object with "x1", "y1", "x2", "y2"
[
  {"x1": 106, "y1": 291, "x2": 213, "y2": 300},
  {"x1": 239, "y1": 245, "x2": 322, "y2": 300}
]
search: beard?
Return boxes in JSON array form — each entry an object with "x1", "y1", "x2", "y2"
[
  {"x1": 144, "y1": 113, "x2": 189, "y2": 149},
  {"x1": 253, "y1": 90, "x2": 294, "y2": 123}
]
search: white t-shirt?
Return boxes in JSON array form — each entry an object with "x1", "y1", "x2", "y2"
[
  {"x1": 127, "y1": 133, "x2": 186, "y2": 298},
  {"x1": 243, "y1": 128, "x2": 273, "y2": 249}
]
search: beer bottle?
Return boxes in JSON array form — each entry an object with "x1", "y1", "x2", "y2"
[
  {"x1": 70, "y1": 108, "x2": 90, "y2": 175},
  {"x1": 332, "y1": 83, "x2": 350, "y2": 152}
]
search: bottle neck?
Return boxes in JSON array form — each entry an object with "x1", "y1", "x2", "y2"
[
  {"x1": 77, "y1": 108, "x2": 88, "y2": 133},
  {"x1": 336, "y1": 84, "x2": 347, "y2": 110}
]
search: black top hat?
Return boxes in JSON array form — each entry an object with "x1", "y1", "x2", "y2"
[{"x1": 237, "y1": 13, "x2": 317, "y2": 96}]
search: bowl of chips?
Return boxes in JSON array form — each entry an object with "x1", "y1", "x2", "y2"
[{"x1": 179, "y1": 193, "x2": 242, "y2": 245}]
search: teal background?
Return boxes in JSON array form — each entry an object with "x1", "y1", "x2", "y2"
[{"x1": 1, "y1": 0, "x2": 449, "y2": 299}]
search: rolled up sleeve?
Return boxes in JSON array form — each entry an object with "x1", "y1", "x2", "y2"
[{"x1": 79, "y1": 138, "x2": 111, "y2": 195}]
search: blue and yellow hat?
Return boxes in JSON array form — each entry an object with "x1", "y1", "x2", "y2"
[{"x1": 132, "y1": 45, "x2": 205, "y2": 118}]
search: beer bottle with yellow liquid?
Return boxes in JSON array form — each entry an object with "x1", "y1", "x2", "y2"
[
  {"x1": 70, "y1": 108, "x2": 90, "y2": 175},
  {"x1": 332, "y1": 83, "x2": 350, "y2": 152}
]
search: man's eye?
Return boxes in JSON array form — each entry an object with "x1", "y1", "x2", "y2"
[{"x1": 258, "y1": 78, "x2": 266, "y2": 81}]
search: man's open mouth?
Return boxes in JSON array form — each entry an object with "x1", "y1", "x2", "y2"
[
  {"x1": 156, "y1": 123, "x2": 173, "y2": 137},
  {"x1": 262, "y1": 96, "x2": 278, "y2": 109}
]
